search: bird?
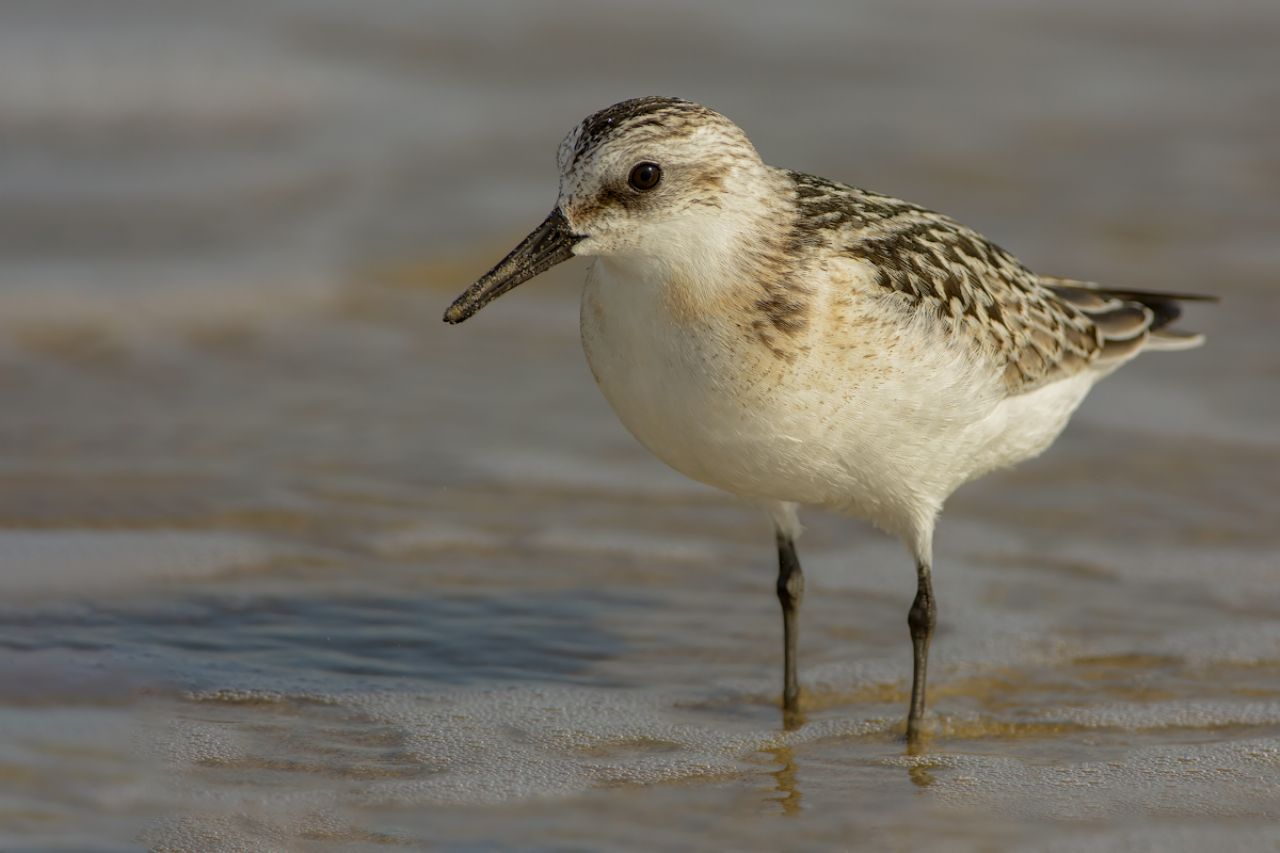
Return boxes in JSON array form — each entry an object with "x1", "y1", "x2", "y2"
[{"x1": 442, "y1": 96, "x2": 1212, "y2": 741}]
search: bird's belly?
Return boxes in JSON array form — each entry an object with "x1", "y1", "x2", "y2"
[
  {"x1": 577, "y1": 259, "x2": 1074, "y2": 535},
  {"x1": 580, "y1": 265, "x2": 885, "y2": 507},
  {"x1": 583, "y1": 343, "x2": 829, "y2": 503}
]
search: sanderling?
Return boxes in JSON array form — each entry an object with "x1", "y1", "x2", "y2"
[{"x1": 443, "y1": 96, "x2": 1212, "y2": 741}]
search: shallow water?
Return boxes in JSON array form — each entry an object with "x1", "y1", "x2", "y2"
[{"x1": 2, "y1": 1, "x2": 1279, "y2": 850}]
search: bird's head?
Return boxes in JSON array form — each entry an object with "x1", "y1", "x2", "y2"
[{"x1": 443, "y1": 96, "x2": 770, "y2": 324}]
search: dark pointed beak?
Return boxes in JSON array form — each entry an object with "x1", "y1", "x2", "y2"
[{"x1": 443, "y1": 208, "x2": 583, "y2": 324}]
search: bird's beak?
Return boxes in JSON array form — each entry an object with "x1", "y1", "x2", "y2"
[{"x1": 443, "y1": 208, "x2": 583, "y2": 324}]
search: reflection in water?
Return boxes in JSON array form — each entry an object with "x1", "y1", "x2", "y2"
[
  {"x1": 902, "y1": 723, "x2": 938, "y2": 788},
  {"x1": 764, "y1": 745, "x2": 803, "y2": 816},
  {"x1": 907, "y1": 761, "x2": 938, "y2": 790}
]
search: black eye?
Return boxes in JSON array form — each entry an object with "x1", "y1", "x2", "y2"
[{"x1": 627, "y1": 162, "x2": 662, "y2": 192}]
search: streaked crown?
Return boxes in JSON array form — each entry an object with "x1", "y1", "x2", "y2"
[{"x1": 555, "y1": 97, "x2": 768, "y2": 255}]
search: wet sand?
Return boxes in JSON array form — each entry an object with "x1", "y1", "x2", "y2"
[{"x1": 2, "y1": 1, "x2": 1278, "y2": 849}]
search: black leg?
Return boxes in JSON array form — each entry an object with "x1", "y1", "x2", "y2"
[
  {"x1": 906, "y1": 561, "x2": 936, "y2": 742},
  {"x1": 776, "y1": 531, "x2": 804, "y2": 719}
]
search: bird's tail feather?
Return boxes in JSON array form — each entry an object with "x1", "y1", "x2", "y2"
[{"x1": 1040, "y1": 277, "x2": 1215, "y2": 358}]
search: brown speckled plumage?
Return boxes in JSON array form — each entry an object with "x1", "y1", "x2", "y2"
[
  {"x1": 554, "y1": 97, "x2": 1209, "y2": 393},
  {"x1": 569, "y1": 97, "x2": 723, "y2": 167},
  {"x1": 446, "y1": 96, "x2": 1216, "y2": 741},
  {"x1": 782, "y1": 171, "x2": 1204, "y2": 394}
]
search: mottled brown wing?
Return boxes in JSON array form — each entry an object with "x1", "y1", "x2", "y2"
[{"x1": 790, "y1": 172, "x2": 1101, "y2": 393}]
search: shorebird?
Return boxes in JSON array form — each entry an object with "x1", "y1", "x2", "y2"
[{"x1": 443, "y1": 96, "x2": 1211, "y2": 740}]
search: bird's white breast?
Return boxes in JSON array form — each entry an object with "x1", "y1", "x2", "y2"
[
  {"x1": 579, "y1": 256, "x2": 1095, "y2": 540},
  {"x1": 581, "y1": 258, "x2": 757, "y2": 492}
]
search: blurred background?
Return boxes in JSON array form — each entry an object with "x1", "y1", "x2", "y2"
[{"x1": 2, "y1": 1, "x2": 1277, "y2": 849}]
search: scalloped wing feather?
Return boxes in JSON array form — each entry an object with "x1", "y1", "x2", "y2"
[{"x1": 787, "y1": 172, "x2": 1211, "y2": 395}]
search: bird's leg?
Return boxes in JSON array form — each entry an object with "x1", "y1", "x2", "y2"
[
  {"x1": 776, "y1": 530, "x2": 804, "y2": 721},
  {"x1": 906, "y1": 561, "x2": 937, "y2": 742}
]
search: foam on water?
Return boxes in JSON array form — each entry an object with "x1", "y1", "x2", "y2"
[
  {"x1": 914, "y1": 737, "x2": 1280, "y2": 821},
  {"x1": 117, "y1": 678, "x2": 1280, "y2": 849}
]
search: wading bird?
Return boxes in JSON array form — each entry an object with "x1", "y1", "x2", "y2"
[{"x1": 443, "y1": 97, "x2": 1210, "y2": 740}]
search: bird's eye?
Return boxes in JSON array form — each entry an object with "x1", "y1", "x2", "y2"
[{"x1": 627, "y1": 162, "x2": 662, "y2": 192}]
